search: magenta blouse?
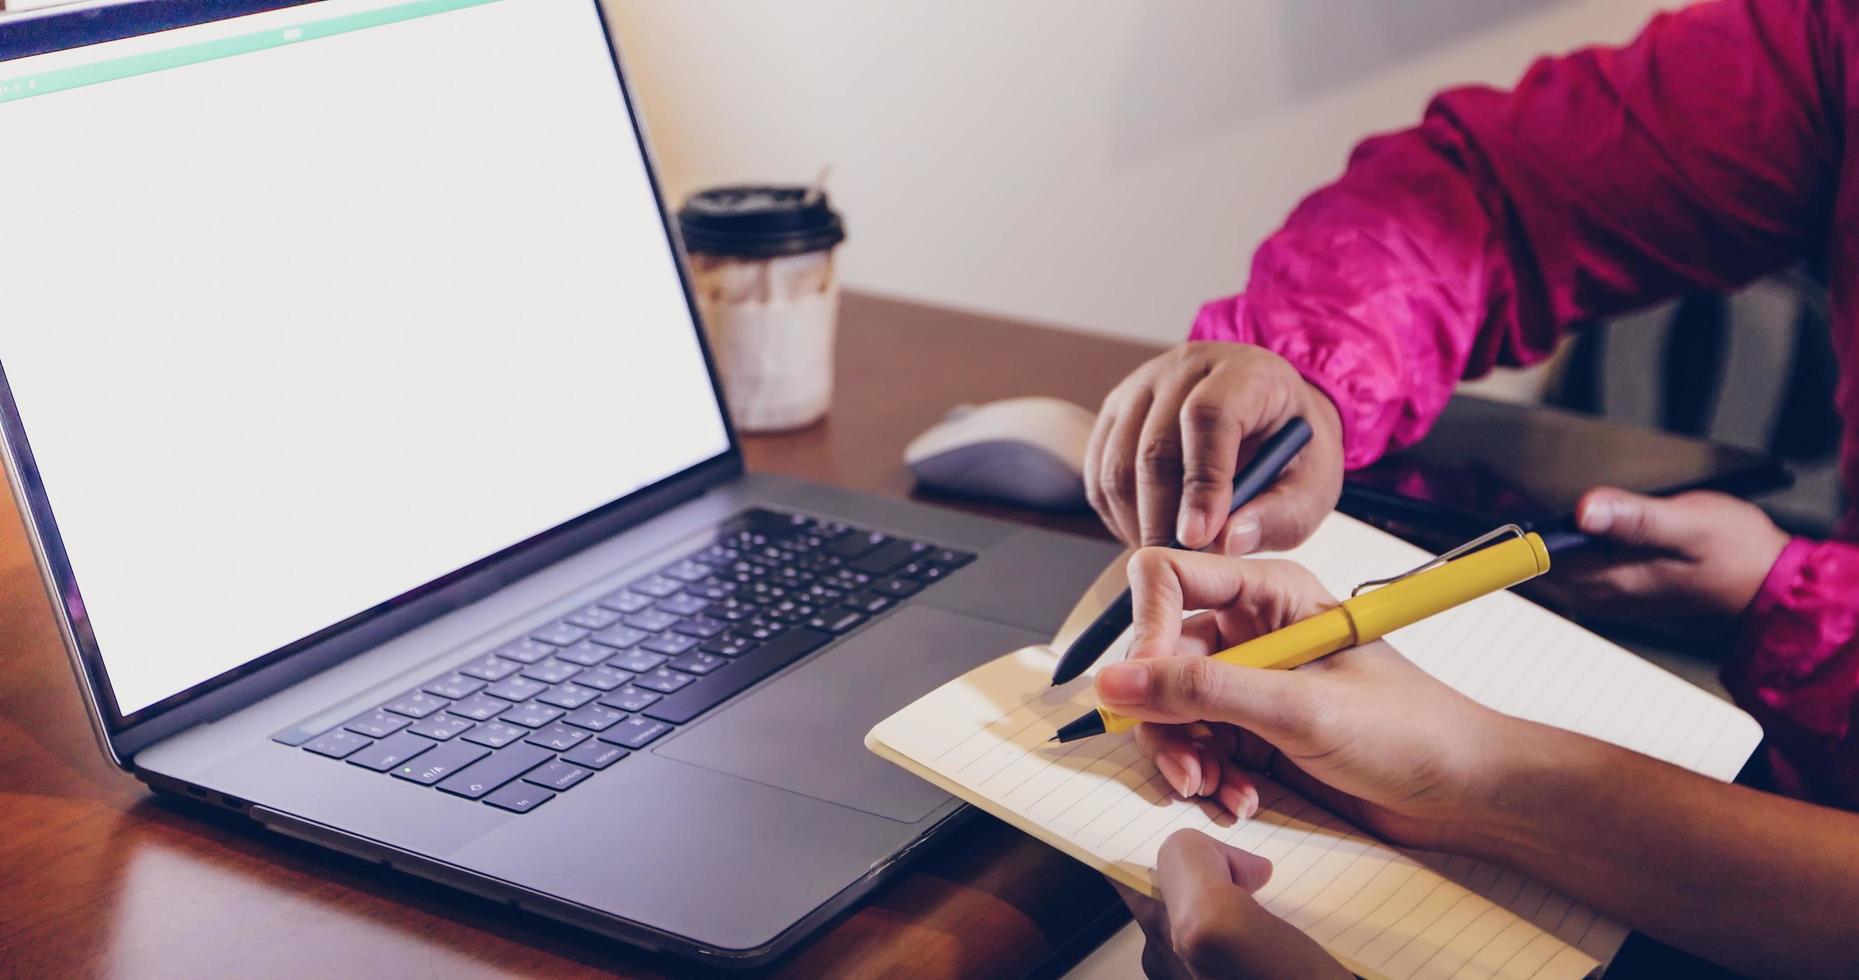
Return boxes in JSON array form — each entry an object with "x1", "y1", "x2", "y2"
[{"x1": 1189, "y1": 0, "x2": 1859, "y2": 807}]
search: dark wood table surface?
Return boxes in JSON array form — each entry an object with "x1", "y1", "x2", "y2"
[{"x1": 0, "y1": 293, "x2": 1165, "y2": 978}]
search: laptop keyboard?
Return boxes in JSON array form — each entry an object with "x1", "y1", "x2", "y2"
[{"x1": 282, "y1": 508, "x2": 973, "y2": 813}]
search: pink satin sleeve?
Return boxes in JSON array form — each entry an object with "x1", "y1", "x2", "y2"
[
  {"x1": 1728, "y1": 538, "x2": 1859, "y2": 805},
  {"x1": 1190, "y1": 0, "x2": 1835, "y2": 469}
]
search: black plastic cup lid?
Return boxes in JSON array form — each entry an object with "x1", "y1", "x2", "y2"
[{"x1": 677, "y1": 184, "x2": 846, "y2": 260}]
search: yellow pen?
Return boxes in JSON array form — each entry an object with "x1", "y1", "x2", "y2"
[{"x1": 1050, "y1": 527, "x2": 1551, "y2": 743}]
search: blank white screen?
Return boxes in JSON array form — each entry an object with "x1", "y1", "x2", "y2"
[{"x1": 0, "y1": 0, "x2": 730, "y2": 715}]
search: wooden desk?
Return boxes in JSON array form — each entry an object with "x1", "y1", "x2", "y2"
[{"x1": 0, "y1": 294, "x2": 1162, "y2": 978}]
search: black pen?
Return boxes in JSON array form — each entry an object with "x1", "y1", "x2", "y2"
[{"x1": 1049, "y1": 416, "x2": 1314, "y2": 686}]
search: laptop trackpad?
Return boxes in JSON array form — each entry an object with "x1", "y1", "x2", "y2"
[{"x1": 656, "y1": 605, "x2": 1046, "y2": 823}]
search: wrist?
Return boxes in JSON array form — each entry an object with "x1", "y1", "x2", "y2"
[{"x1": 1453, "y1": 716, "x2": 1601, "y2": 865}]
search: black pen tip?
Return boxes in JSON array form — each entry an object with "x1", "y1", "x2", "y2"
[{"x1": 1052, "y1": 710, "x2": 1107, "y2": 744}]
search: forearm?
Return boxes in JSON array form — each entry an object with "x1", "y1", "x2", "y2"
[{"x1": 1466, "y1": 720, "x2": 1859, "y2": 977}]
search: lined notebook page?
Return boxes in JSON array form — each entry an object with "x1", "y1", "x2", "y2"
[{"x1": 868, "y1": 514, "x2": 1763, "y2": 980}]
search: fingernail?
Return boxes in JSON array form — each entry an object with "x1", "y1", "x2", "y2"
[
  {"x1": 1097, "y1": 661, "x2": 1151, "y2": 705},
  {"x1": 1580, "y1": 498, "x2": 1615, "y2": 535},
  {"x1": 1216, "y1": 784, "x2": 1251, "y2": 818},
  {"x1": 1177, "y1": 510, "x2": 1207, "y2": 548},
  {"x1": 1157, "y1": 753, "x2": 1197, "y2": 798},
  {"x1": 1224, "y1": 516, "x2": 1262, "y2": 555}
]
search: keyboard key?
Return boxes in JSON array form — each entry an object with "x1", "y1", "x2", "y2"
[
  {"x1": 642, "y1": 632, "x2": 700, "y2": 656},
  {"x1": 623, "y1": 609, "x2": 680, "y2": 632},
  {"x1": 633, "y1": 666, "x2": 695, "y2": 693},
  {"x1": 523, "y1": 759, "x2": 595, "y2": 791},
  {"x1": 483, "y1": 782, "x2": 554, "y2": 813},
  {"x1": 521, "y1": 659, "x2": 582, "y2": 684},
  {"x1": 628, "y1": 575, "x2": 684, "y2": 598},
  {"x1": 693, "y1": 544, "x2": 739, "y2": 565},
  {"x1": 597, "y1": 589, "x2": 654, "y2": 613},
  {"x1": 929, "y1": 548, "x2": 975, "y2": 568},
  {"x1": 807, "y1": 609, "x2": 867, "y2": 634},
  {"x1": 659, "y1": 559, "x2": 712, "y2": 583},
  {"x1": 669, "y1": 651, "x2": 728, "y2": 676},
  {"x1": 391, "y1": 740, "x2": 488, "y2": 785},
  {"x1": 736, "y1": 623, "x2": 790, "y2": 643},
  {"x1": 563, "y1": 704, "x2": 625, "y2": 732},
  {"x1": 458, "y1": 655, "x2": 522, "y2": 682},
  {"x1": 554, "y1": 640, "x2": 614, "y2": 666},
  {"x1": 571, "y1": 665, "x2": 634, "y2": 691},
  {"x1": 562, "y1": 740, "x2": 629, "y2": 770},
  {"x1": 485, "y1": 676, "x2": 547, "y2": 702},
  {"x1": 606, "y1": 649, "x2": 668, "y2": 673},
  {"x1": 644, "y1": 627, "x2": 833, "y2": 725},
  {"x1": 701, "y1": 636, "x2": 755, "y2": 657},
  {"x1": 462, "y1": 720, "x2": 528, "y2": 748},
  {"x1": 688, "y1": 579, "x2": 736, "y2": 600},
  {"x1": 655, "y1": 593, "x2": 709, "y2": 617},
  {"x1": 437, "y1": 743, "x2": 553, "y2": 798},
  {"x1": 346, "y1": 731, "x2": 436, "y2": 772},
  {"x1": 598, "y1": 686, "x2": 662, "y2": 712},
  {"x1": 448, "y1": 693, "x2": 513, "y2": 721},
  {"x1": 537, "y1": 682, "x2": 599, "y2": 710},
  {"x1": 846, "y1": 593, "x2": 893, "y2": 615},
  {"x1": 383, "y1": 691, "x2": 449, "y2": 719},
  {"x1": 590, "y1": 624, "x2": 650, "y2": 649},
  {"x1": 531, "y1": 622, "x2": 591, "y2": 647},
  {"x1": 304, "y1": 729, "x2": 372, "y2": 759},
  {"x1": 673, "y1": 616, "x2": 728, "y2": 639},
  {"x1": 345, "y1": 710, "x2": 412, "y2": 738},
  {"x1": 599, "y1": 716, "x2": 672, "y2": 749},
  {"x1": 850, "y1": 538, "x2": 920, "y2": 575},
  {"x1": 499, "y1": 702, "x2": 566, "y2": 728},
  {"x1": 422, "y1": 674, "x2": 486, "y2": 699},
  {"x1": 565, "y1": 604, "x2": 623, "y2": 630},
  {"x1": 825, "y1": 531, "x2": 888, "y2": 559},
  {"x1": 409, "y1": 714, "x2": 475, "y2": 740},
  {"x1": 524, "y1": 723, "x2": 591, "y2": 751},
  {"x1": 494, "y1": 639, "x2": 556, "y2": 664},
  {"x1": 876, "y1": 577, "x2": 923, "y2": 598}
]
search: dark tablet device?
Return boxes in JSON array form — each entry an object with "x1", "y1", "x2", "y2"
[{"x1": 1339, "y1": 396, "x2": 1793, "y2": 553}]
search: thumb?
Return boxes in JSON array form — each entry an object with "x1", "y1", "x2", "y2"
[
  {"x1": 1576, "y1": 487, "x2": 1694, "y2": 552},
  {"x1": 1221, "y1": 465, "x2": 1333, "y2": 556}
]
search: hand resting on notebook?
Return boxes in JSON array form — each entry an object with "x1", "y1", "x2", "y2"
[{"x1": 1103, "y1": 547, "x2": 1859, "y2": 979}]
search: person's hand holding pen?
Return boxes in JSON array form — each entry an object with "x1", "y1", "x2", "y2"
[
  {"x1": 1101, "y1": 549, "x2": 1508, "y2": 840},
  {"x1": 1101, "y1": 549, "x2": 1511, "y2": 978},
  {"x1": 1085, "y1": 343, "x2": 1345, "y2": 554}
]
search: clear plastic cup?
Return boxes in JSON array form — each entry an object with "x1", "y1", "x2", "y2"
[{"x1": 678, "y1": 185, "x2": 846, "y2": 432}]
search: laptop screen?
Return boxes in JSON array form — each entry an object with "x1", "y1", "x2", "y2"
[{"x1": 0, "y1": 0, "x2": 731, "y2": 719}]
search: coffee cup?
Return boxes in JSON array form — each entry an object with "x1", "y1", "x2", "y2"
[{"x1": 678, "y1": 185, "x2": 847, "y2": 432}]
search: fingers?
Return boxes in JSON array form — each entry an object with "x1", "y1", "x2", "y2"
[
  {"x1": 1124, "y1": 551, "x2": 1334, "y2": 662},
  {"x1": 1156, "y1": 831, "x2": 1349, "y2": 978},
  {"x1": 1098, "y1": 653, "x2": 1330, "y2": 751},
  {"x1": 1088, "y1": 381, "x2": 1153, "y2": 545},
  {"x1": 1174, "y1": 374, "x2": 1249, "y2": 548},
  {"x1": 1576, "y1": 487, "x2": 1698, "y2": 555},
  {"x1": 1133, "y1": 366, "x2": 1214, "y2": 547}
]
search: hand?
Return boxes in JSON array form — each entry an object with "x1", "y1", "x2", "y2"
[
  {"x1": 1097, "y1": 548, "x2": 1516, "y2": 850},
  {"x1": 1116, "y1": 831, "x2": 1350, "y2": 979},
  {"x1": 1085, "y1": 342, "x2": 1345, "y2": 553},
  {"x1": 1550, "y1": 488, "x2": 1789, "y2": 627}
]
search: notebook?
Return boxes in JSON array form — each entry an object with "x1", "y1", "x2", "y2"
[{"x1": 867, "y1": 514, "x2": 1764, "y2": 980}]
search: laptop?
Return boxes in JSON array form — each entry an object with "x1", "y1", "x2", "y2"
[{"x1": 0, "y1": 0, "x2": 1119, "y2": 967}]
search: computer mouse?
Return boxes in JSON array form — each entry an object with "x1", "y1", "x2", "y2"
[{"x1": 904, "y1": 396, "x2": 1096, "y2": 511}]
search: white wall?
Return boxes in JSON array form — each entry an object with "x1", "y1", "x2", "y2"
[{"x1": 608, "y1": 0, "x2": 1675, "y2": 347}]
